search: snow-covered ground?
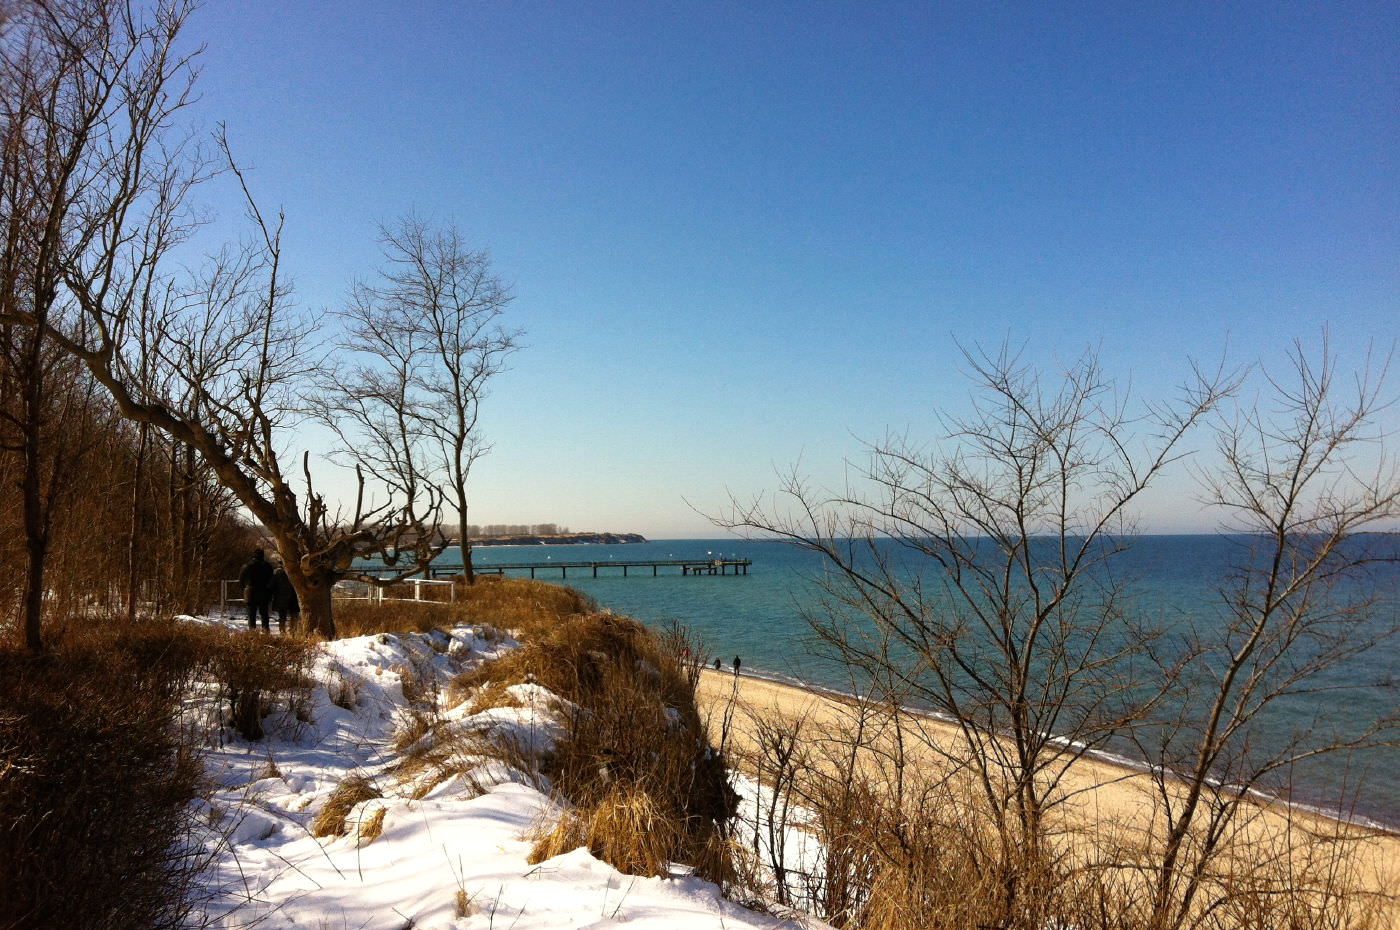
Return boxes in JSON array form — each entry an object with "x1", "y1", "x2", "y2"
[{"x1": 181, "y1": 615, "x2": 826, "y2": 930}]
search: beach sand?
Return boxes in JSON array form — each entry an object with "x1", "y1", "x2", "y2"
[{"x1": 696, "y1": 668, "x2": 1400, "y2": 925}]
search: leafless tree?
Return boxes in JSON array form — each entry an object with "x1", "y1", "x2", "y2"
[
  {"x1": 1131, "y1": 340, "x2": 1400, "y2": 930},
  {"x1": 340, "y1": 216, "x2": 519, "y2": 583},
  {"x1": 0, "y1": 0, "x2": 197, "y2": 648},
  {"x1": 718, "y1": 344, "x2": 1230, "y2": 922},
  {"x1": 0, "y1": 1, "x2": 452, "y2": 638}
]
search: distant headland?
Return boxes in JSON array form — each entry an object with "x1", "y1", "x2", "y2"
[{"x1": 465, "y1": 532, "x2": 647, "y2": 547}]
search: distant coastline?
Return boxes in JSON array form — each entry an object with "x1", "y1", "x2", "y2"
[{"x1": 465, "y1": 532, "x2": 647, "y2": 547}]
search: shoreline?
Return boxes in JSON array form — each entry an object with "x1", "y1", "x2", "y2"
[
  {"x1": 693, "y1": 665, "x2": 1400, "y2": 916},
  {"x1": 704, "y1": 664, "x2": 1400, "y2": 838}
]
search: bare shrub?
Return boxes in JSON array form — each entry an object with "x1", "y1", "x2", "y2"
[
  {"x1": 200, "y1": 628, "x2": 315, "y2": 740},
  {"x1": 0, "y1": 623, "x2": 205, "y2": 930},
  {"x1": 1128, "y1": 343, "x2": 1400, "y2": 930},
  {"x1": 715, "y1": 343, "x2": 1396, "y2": 926}
]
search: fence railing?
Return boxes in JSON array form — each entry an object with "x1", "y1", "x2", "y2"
[
  {"x1": 334, "y1": 578, "x2": 457, "y2": 604},
  {"x1": 218, "y1": 577, "x2": 456, "y2": 609}
]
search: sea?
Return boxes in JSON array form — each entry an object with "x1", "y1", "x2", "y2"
[{"x1": 442, "y1": 535, "x2": 1399, "y2": 829}]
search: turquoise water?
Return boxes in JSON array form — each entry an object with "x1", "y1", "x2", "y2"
[{"x1": 452, "y1": 535, "x2": 1398, "y2": 827}]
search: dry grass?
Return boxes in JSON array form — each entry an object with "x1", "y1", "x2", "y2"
[
  {"x1": 462, "y1": 680, "x2": 524, "y2": 714},
  {"x1": 450, "y1": 602, "x2": 734, "y2": 883},
  {"x1": 357, "y1": 806, "x2": 387, "y2": 845},
  {"x1": 0, "y1": 618, "x2": 208, "y2": 930},
  {"x1": 328, "y1": 665, "x2": 360, "y2": 709},
  {"x1": 530, "y1": 785, "x2": 684, "y2": 876},
  {"x1": 327, "y1": 580, "x2": 736, "y2": 886},
  {"x1": 450, "y1": 609, "x2": 690, "y2": 710},
  {"x1": 311, "y1": 774, "x2": 383, "y2": 838},
  {"x1": 331, "y1": 576, "x2": 592, "y2": 642},
  {"x1": 391, "y1": 712, "x2": 435, "y2": 754},
  {"x1": 714, "y1": 687, "x2": 1389, "y2": 930},
  {"x1": 452, "y1": 575, "x2": 595, "y2": 638},
  {"x1": 334, "y1": 598, "x2": 461, "y2": 637}
]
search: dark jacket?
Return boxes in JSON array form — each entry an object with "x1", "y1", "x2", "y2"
[
  {"x1": 271, "y1": 567, "x2": 299, "y2": 612},
  {"x1": 239, "y1": 554, "x2": 275, "y2": 602}
]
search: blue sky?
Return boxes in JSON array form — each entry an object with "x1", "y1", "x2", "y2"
[{"x1": 187, "y1": 1, "x2": 1398, "y2": 537}]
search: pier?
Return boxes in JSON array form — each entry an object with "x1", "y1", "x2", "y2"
[{"x1": 357, "y1": 557, "x2": 752, "y2": 580}]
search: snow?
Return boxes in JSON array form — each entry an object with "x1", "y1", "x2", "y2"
[{"x1": 183, "y1": 617, "x2": 827, "y2": 929}]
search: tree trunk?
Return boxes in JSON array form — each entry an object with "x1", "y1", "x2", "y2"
[
  {"x1": 294, "y1": 571, "x2": 337, "y2": 640},
  {"x1": 457, "y1": 488, "x2": 474, "y2": 584},
  {"x1": 176, "y1": 443, "x2": 196, "y2": 610},
  {"x1": 21, "y1": 517, "x2": 45, "y2": 652},
  {"x1": 19, "y1": 326, "x2": 46, "y2": 653},
  {"x1": 125, "y1": 420, "x2": 148, "y2": 622}
]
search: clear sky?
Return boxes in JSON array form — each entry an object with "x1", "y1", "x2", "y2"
[{"x1": 184, "y1": 1, "x2": 1398, "y2": 538}]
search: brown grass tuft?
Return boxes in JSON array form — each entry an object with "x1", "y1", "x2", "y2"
[
  {"x1": 457, "y1": 602, "x2": 734, "y2": 884},
  {"x1": 312, "y1": 774, "x2": 383, "y2": 838},
  {"x1": 357, "y1": 805, "x2": 387, "y2": 845},
  {"x1": 530, "y1": 786, "x2": 683, "y2": 877},
  {"x1": 464, "y1": 680, "x2": 524, "y2": 714}
]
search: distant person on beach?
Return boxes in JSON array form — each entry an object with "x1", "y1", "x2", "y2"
[
  {"x1": 271, "y1": 564, "x2": 300, "y2": 634},
  {"x1": 713, "y1": 657, "x2": 722, "y2": 671},
  {"x1": 733, "y1": 655, "x2": 741, "y2": 674},
  {"x1": 238, "y1": 548, "x2": 274, "y2": 632}
]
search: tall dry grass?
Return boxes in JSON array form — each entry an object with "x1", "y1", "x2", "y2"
[
  {"x1": 438, "y1": 589, "x2": 735, "y2": 883},
  {"x1": 0, "y1": 619, "x2": 207, "y2": 930},
  {"x1": 333, "y1": 598, "x2": 462, "y2": 638},
  {"x1": 0, "y1": 614, "x2": 340, "y2": 929},
  {"x1": 331, "y1": 575, "x2": 594, "y2": 640},
  {"x1": 452, "y1": 575, "x2": 596, "y2": 637}
]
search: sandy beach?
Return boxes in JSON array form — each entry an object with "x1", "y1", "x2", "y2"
[{"x1": 696, "y1": 668, "x2": 1400, "y2": 925}]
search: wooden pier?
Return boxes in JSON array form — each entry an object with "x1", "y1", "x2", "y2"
[{"x1": 358, "y1": 557, "x2": 752, "y2": 580}]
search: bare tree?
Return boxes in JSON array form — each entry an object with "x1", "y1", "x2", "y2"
[
  {"x1": 0, "y1": 1, "x2": 450, "y2": 637},
  {"x1": 0, "y1": 0, "x2": 199, "y2": 648},
  {"x1": 1132, "y1": 340, "x2": 1400, "y2": 930},
  {"x1": 341, "y1": 216, "x2": 519, "y2": 583},
  {"x1": 63, "y1": 142, "x2": 448, "y2": 637},
  {"x1": 719, "y1": 344, "x2": 1230, "y2": 922}
]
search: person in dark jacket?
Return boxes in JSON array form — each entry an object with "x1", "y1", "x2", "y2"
[
  {"x1": 238, "y1": 548, "x2": 275, "y2": 631},
  {"x1": 270, "y1": 564, "x2": 300, "y2": 634}
]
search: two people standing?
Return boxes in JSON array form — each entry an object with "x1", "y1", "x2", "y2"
[{"x1": 238, "y1": 548, "x2": 300, "y2": 633}]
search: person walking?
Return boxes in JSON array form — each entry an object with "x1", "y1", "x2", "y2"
[
  {"x1": 238, "y1": 548, "x2": 275, "y2": 632},
  {"x1": 733, "y1": 655, "x2": 742, "y2": 675},
  {"x1": 271, "y1": 564, "x2": 300, "y2": 634}
]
